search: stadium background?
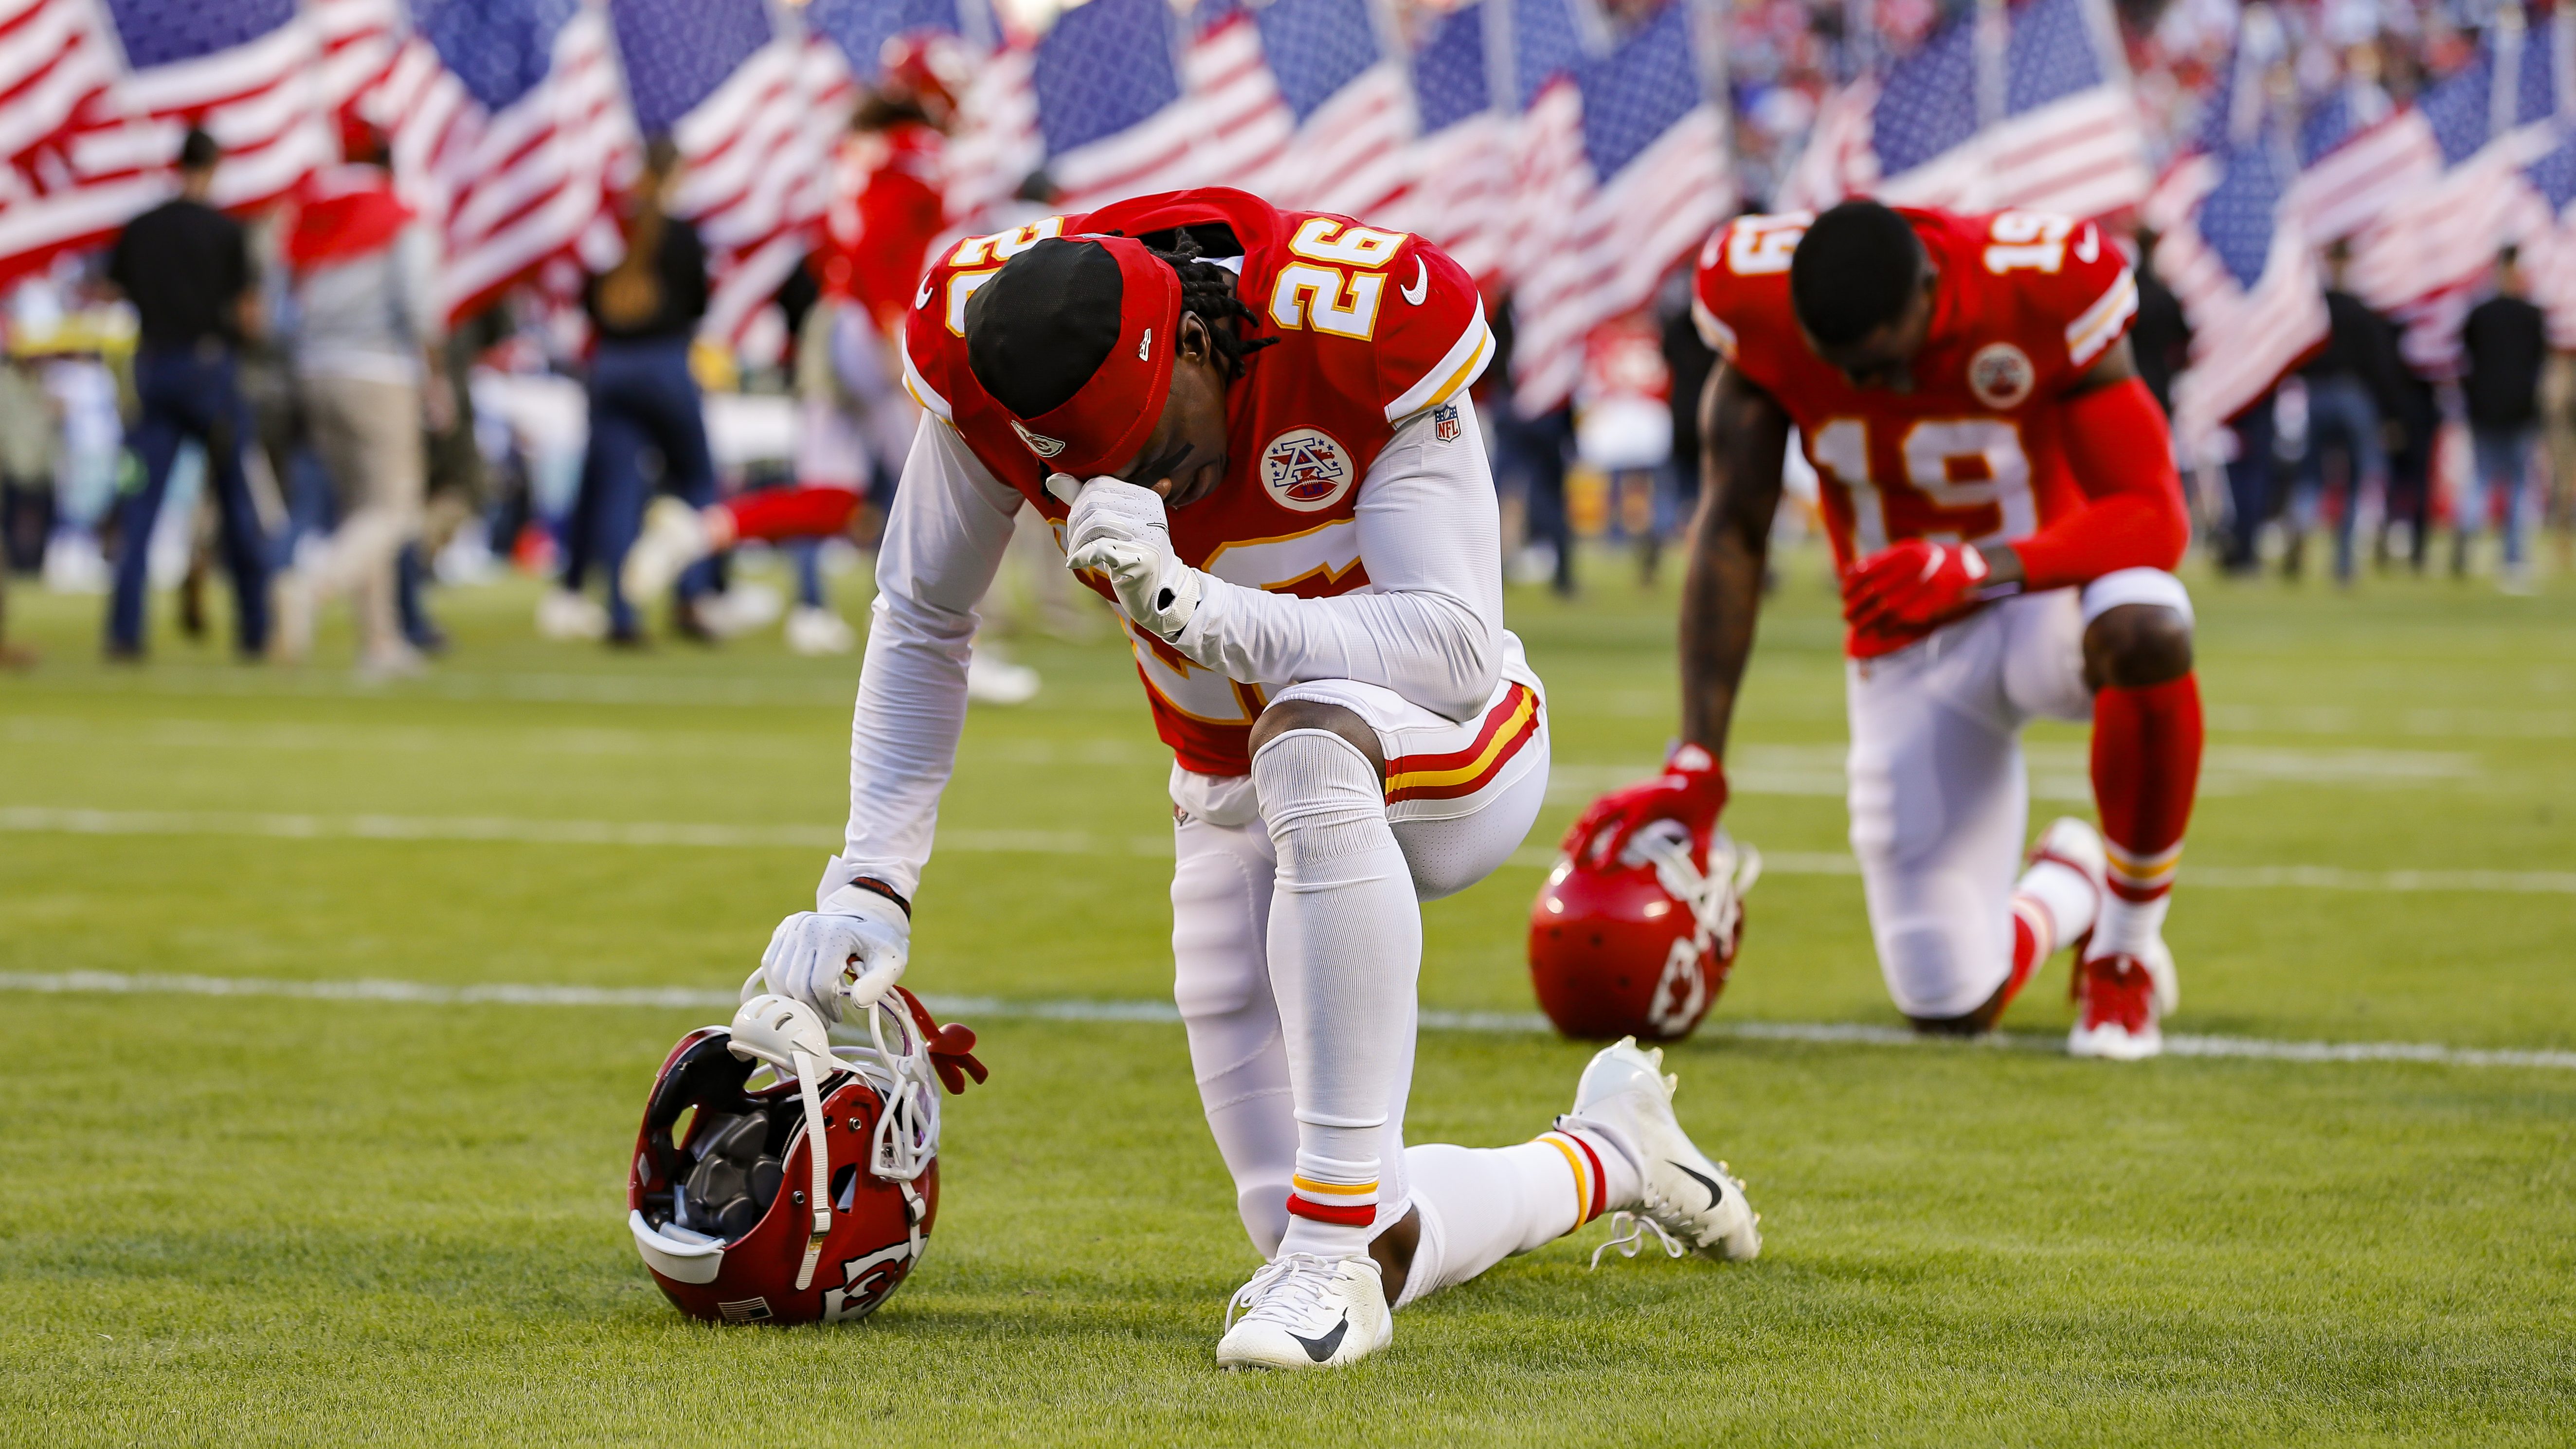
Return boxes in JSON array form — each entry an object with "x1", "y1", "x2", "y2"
[{"x1": 2, "y1": 0, "x2": 2573, "y2": 1444}]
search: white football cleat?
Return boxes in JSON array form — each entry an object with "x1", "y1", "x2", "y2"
[
  {"x1": 2068, "y1": 937, "x2": 2179, "y2": 1061},
  {"x1": 1565, "y1": 1037, "x2": 1760, "y2": 1262},
  {"x1": 621, "y1": 497, "x2": 714, "y2": 604},
  {"x1": 965, "y1": 650, "x2": 1040, "y2": 706},
  {"x1": 1215, "y1": 1253, "x2": 1392, "y2": 1371},
  {"x1": 536, "y1": 588, "x2": 609, "y2": 641},
  {"x1": 784, "y1": 604, "x2": 856, "y2": 655}
]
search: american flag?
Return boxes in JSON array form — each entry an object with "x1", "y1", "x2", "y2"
[
  {"x1": 351, "y1": 0, "x2": 630, "y2": 325},
  {"x1": 2517, "y1": 133, "x2": 2576, "y2": 349},
  {"x1": 1245, "y1": 0, "x2": 1412, "y2": 217},
  {"x1": 1780, "y1": 0, "x2": 2148, "y2": 222},
  {"x1": 611, "y1": 0, "x2": 843, "y2": 348},
  {"x1": 1030, "y1": 0, "x2": 1201, "y2": 213},
  {"x1": 2282, "y1": 83, "x2": 2440, "y2": 246},
  {"x1": 1181, "y1": 4, "x2": 1297, "y2": 203},
  {"x1": 2141, "y1": 65, "x2": 2325, "y2": 454},
  {"x1": 1505, "y1": 0, "x2": 1730, "y2": 416},
  {"x1": 0, "y1": 0, "x2": 331, "y2": 286},
  {"x1": 1396, "y1": 0, "x2": 1509, "y2": 286},
  {"x1": 2348, "y1": 18, "x2": 2566, "y2": 376}
]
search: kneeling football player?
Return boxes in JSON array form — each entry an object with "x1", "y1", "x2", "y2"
[
  {"x1": 1584, "y1": 199, "x2": 2203, "y2": 1058},
  {"x1": 753, "y1": 188, "x2": 1760, "y2": 1369}
]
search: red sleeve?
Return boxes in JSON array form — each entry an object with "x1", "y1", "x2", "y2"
[
  {"x1": 2014, "y1": 376, "x2": 2188, "y2": 590},
  {"x1": 1690, "y1": 213, "x2": 1809, "y2": 392},
  {"x1": 1375, "y1": 237, "x2": 1491, "y2": 422},
  {"x1": 2009, "y1": 216, "x2": 2138, "y2": 375}
]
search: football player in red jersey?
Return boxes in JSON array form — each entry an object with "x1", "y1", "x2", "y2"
[
  {"x1": 747, "y1": 189, "x2": 1761, "y2": 1369},
  {"x1": 1579, "y1": 199, "x2": 2204, "y2": 1059}
]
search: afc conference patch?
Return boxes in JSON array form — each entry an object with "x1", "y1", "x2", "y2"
[
  {"x1": 1261, "y1": 427, "x2": 1355, "y2": 512},
  {"x1": 1432, "y1": 402, "x2": 1463, "y2": 443}
]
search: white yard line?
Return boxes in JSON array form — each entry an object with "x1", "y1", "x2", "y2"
[
  {"x1": 6, "y1": 806, "x2": 2574, "y2": 894},
  {"x1": 6, "y1": 970, "x2": 2571, "y2": 1072}
]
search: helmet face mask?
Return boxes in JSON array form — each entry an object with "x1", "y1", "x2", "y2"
[{"x1": 628, "y1": 995, "x2": 961, "y2": 1326}]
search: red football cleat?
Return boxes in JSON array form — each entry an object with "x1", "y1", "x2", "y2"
[{"x1": 2068, "y1": 939, "x2": 2177, "y2": 1061}]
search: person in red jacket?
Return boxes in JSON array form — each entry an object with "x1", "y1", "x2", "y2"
[
  {"x1": 1572, "y1": 199, "x2": 2202, "y2": 1059},
  {"x1": 622, "y1": 34, "x2": 960, "y2": 655}
]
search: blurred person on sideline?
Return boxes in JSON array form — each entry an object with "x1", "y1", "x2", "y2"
[
  {"x1": 2380, "y1": 364, "x2": 2439, "y2": 573},
  {"x1": 272, "y1": 125, "x2": 444, "y2": 677},
  {"x1": 2218, "y1": 388, "x2": 2277, "y2": 576},
  {"x1": 2285, "y1": 240, "x2": 2404, "y2": 584},
  {"x1": 1486, "y1": 297, "x2": 1577, "y2": 596},
  {"x1": 2458, "y1": 246, "x2": 2547, "y2": 594},
  {"x1": 545, "y1": 136, "x2": 715, "y2": 647},
  {"x1": 624, "y1": 38, "x2": 950, "y2": 655},
  {"x1": 0, "y1": 339, "x2": 43, "y2": 667},
  {"x1": 102, "y1": 127, "x2": 271, "y2": 661}
]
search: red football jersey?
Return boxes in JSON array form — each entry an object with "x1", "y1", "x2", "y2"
[
  {"x1": 902, "y1": 188, "x2": 1494, "y2": 776},
  {"x1": 1692, "y1": 207, "x2": 2140, "y2": 654},
  {"x1": 820, "y1": 121, "x2": 948, "y2": 335}
]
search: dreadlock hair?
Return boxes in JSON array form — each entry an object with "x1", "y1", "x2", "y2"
[{"x1": 1140, "y1": 229, "x2": 1277, "y2": 380}]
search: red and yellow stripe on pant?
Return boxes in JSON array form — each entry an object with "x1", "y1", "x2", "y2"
[{"x1": 1383, "y1": 683, "x2": 1542, "y2": 805}]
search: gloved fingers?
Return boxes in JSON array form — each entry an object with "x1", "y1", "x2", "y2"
[
  {"x1": 1067, "y1": 537, "x2": 1151, "y2": 579},
  {"x1": 844, "y1": 941, "x2": 907, "y2": 1012},
  {"x1": 1044, "y1": 472, "x2": 1083, "y2": 506}
]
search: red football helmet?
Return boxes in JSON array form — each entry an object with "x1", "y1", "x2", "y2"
[
  {"x1": 1530, "y1": 816, "x2": 1762, "y2": 1041},
  {"x1": 627, "y1": 986, "x2": 984, "y2": 1325}
]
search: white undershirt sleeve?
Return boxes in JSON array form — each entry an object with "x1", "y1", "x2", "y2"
[
  {"x1": 1171, "y1": 410, "x2": 1503, "y2": 722},
  {"x1": 818, "y1": 416, "x2": 1022, "y2": 906}
]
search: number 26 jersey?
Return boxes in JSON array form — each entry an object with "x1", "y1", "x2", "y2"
[{"x1": 1691, "y1": 207, "x2": 2140, "y2": 655}]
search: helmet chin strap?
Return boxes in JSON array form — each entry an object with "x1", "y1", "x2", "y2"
[{"x1": 791, "y1": 1047, "x2": 831, "y2": 1291}]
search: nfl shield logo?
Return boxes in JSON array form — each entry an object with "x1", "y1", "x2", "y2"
[{"x1": 1432, "y1": 403, "x2": 1463, "y2": 443}]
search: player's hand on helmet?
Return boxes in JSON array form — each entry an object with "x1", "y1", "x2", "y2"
[
  {"x1": 1056, "y1": 472, "x2": 1201, "y2": 641},
  {"x1": 1562, "y1": 743, "x2": 1729, "y2": 867},
  {"x1": 755, "y1": 883, "x2": 911, "y2": 1022},
  {"x1": 1843, "y1": 539, "x2": 1992, "y2": 636}
]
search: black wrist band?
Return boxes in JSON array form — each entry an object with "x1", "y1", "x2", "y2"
[{"x1": 847, "y1": 876, "x2": 912, "y2": 916}]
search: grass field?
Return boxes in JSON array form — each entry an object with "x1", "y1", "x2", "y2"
[{"x1": 2, "y1": 543, "x2": 2572, "y2": 1446}]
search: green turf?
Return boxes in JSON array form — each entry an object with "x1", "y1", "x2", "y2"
[{"x1": 2, "y1": 545, "x2": 2572, "y2": 1445}]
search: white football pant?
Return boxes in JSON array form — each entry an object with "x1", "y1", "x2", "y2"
[
  {"x1": 1846, "y1": 568, "x2": 2194, "y2": 1017},
  {"x1": 1173, "y1": 641, "x2": 1605, "y2": 1298}
]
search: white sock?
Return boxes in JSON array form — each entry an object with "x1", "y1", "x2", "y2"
[
  {"x1": 1254, "y1": 728, "x2": 1419, "y2": 1261},
  {"x1": 2092, "y1": 890, "x2": 2171, "y2": 960},
  {"x1": 1394, "y1": 1124, "x2": 1638, "y2": 1308},
  {"x1": 2013, "y1": 856, "x2": 2099, "y2": 958}
]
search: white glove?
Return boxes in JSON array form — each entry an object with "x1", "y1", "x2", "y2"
[
  {"x1": 1058, "y1": 473, "x2": 1202, "y2": 640},
  {"x1": 754, "y1": 884, "x2": 910, "y2": 1022}
]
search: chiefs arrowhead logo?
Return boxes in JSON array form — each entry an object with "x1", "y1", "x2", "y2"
[{"x1": 1010, "y1": 419, "x2": 1067, "y2": 458}]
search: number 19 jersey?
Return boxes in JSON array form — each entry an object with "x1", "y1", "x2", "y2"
[{"x1": 1691, "y1": 207, "x2": 2140, "y2": 658}]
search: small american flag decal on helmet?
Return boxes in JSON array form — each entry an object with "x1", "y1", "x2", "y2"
[{"x1": 717, "y1": 1297, "x2": 774, "y2": 1322}]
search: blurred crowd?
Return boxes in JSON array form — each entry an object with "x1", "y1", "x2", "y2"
[{"x1": 1, "y1": 0, "x2": 2564, "y2": 672}]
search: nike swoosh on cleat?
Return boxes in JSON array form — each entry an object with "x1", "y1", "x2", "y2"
[
  {"x1": 1290, "y1": 1313, "x2": 1349, "y2": 1363},
  {"x1": 1672, "y1": 1160, "x2": 1726, "y2": 1212}
]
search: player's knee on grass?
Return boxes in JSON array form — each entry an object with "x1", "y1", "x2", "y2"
[
  {"x1": 2082, "y1": 604, "x2": 2193, "y2": 692},
  {"x1": 1247, "y1": 698, "x2": 1385, "y2": 778},
  {"x1": 1909, "y1": 978, "x2": 2014, "y2": 1036}
]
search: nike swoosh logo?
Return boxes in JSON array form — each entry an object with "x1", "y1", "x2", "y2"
[
  {"x1": 1672, "y1": 1160, "x2": 1726, "y2": 1212},
  {"x1": 1399, "y1": 257, "x2": 1427, "y2": 306},
  {"x1": 914, "y1": 276, "x2": 935, "y2": 309},
  {"x1": 1290, "y1": 1312, "x2": 1349, "y2": 1363}
]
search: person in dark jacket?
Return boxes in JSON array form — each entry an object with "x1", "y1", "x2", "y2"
[
  {"x1": 102, "y1": 128, "x2": 271, "y2": 659},
  {"x1": 552, "y1": 136, "x2": 718, "y2": 644},
  {"x1": 2288, "y1": 240, "x2": 2405, "y2": 583},
  {"x1": 2129, "y1": 230, "x2": 2192, "y2": 419},
  {"x1": 2458, "y1": 246, "x2": 2548, "y2": 592}
]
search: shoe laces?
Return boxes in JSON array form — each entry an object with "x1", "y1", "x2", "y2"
[
  {"x1": 1224, "y1": 1252, "x2": 1351, "y2": 1330},
  {"x1": 1589, "y1": 1211, "x2": 1689, "y2": 1269}
]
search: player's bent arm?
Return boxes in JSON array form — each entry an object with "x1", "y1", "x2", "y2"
[
  {"x1": 1977, "y1": 339, "x2": 2188, "y2": 594},
  {"x1": 822, "y1": 417, "x2": 1021, "y2": 907},
  {"x1": 1679, "y1": 364, "x2": 1793, "y2": 756},
  {"x1": 1171, "y1": 409, "x2": 1503, "y2": 722}
]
